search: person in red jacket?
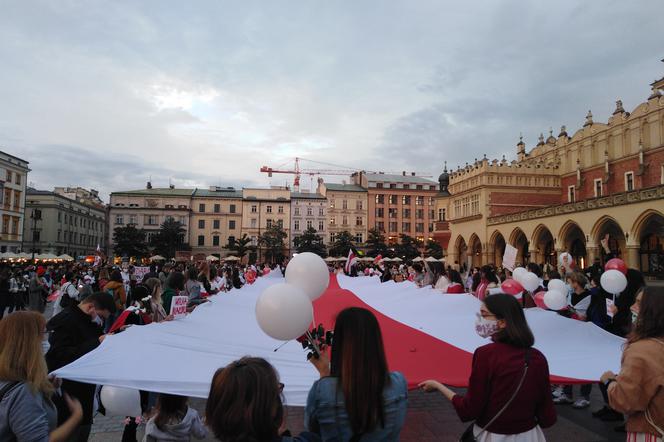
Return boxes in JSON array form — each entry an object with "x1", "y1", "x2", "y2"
[{"x1": 420, "y1": 294, "x2": 556, "y2": 440}]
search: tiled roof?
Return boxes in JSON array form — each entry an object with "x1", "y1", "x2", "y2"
[
  {"x1": 111, "y1": 188, "x2": 195, "y2": 197},
  {"x1": 364, "y1": 173, "x2": 437, "y2": 185},
  {"x1": 323, "y1": 183, "x2": 366, "y2": 192},
  {"x1": 193, "y1": 188, "x2": 242, "y2": 198}
]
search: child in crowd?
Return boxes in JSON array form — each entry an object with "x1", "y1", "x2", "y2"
[{"x1": 143, "y1": 394, "x2": 207, "y2": 442}]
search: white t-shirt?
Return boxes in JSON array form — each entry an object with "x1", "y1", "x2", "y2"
[{"x1": 52, "y1": 282, "x2": 79, "y2": 318}]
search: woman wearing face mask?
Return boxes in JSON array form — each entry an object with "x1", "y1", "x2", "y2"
[
  {"x1": 419, "y1": 294, "x2": 556, "y2": 441},
  {"x1": 601, "y1": 287, "x2": 664, "y2": 441}
]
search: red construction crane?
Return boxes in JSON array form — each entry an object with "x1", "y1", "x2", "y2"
[{"x1": 260, "y1": 157, "x2": 431, "y2": 189}]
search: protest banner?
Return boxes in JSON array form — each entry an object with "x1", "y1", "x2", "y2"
[
  {"x1": 502, "y1": 244, "x2": 518, "y2": 271},
  {"x1": 133, "y1": 266, "x2": 150, "y2": 283},
  {"x1": 170, "y1": 296, "x2": 188, "y2": 319}
]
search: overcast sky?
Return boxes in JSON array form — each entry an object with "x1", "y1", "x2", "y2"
[{"x1": 1, "y1": 1, "x2": 662, "y2": 201}]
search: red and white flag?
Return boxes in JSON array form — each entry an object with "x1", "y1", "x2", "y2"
[{"x1": 344, "y1": 249, "x2": 357, "y2": 273}]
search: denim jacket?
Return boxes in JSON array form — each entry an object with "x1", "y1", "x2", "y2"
[{"x1": 304, "y1": 372, "x2": 407, "y2": 441}]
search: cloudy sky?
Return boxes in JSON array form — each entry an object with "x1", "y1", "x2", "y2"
[{"x1": 1, "y1": 1, "x2": 662, "y2": 201}]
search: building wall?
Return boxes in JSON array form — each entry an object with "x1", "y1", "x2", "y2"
[
  {"x1": 290, "y1": 195, "x2": 326, "y2": 250},
  {"x1": 0, "y1": 152, "x2": 29, "y2": 252},
  {"x1": 241, "y1": 188, "x2": 291, "y2": 257},
  {"x1": 190, "y1": 193, "x2": 242, "y2": 256},
  {"x1": 317, "y1": 183, "x2": 368, "y2": 247}
]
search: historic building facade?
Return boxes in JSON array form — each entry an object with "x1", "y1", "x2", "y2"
[
  {"x1": 435, "y1": 70, "x2": 664, "y2": 279},
  {"x1": 241, "y1": 187, "x2": 291, "y2": 260},
  {"x1": 317, "y1": 180, "x2": 368, "y2": 246},
  {"x1": 0, "y1": 151, "x2": 29, "y2": 253},
  {"x1": 353, "y1": 172, "x2": 438, "y2": 245},
  {"x1": 24, "y1": 187, "x2": 106, "y2": 257},
  {"x1": 290, "y1": 191, "x2": 326, "y2": 251},
  {"x1": 190, "y1": 187, "x2": 243, "y2": 257}
]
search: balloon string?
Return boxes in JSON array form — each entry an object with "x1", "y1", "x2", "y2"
[{"x1": 273, "y1": 340, "x2": 290, "y2": 352}]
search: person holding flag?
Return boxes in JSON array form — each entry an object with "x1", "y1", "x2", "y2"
[{"x1": 344, "y1": 249, "x2": 358, "y2": 276}]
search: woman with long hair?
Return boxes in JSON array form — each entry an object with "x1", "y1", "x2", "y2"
[
  {"x1": 144, "y1": 393, "x2": 207, "y2": 441},
  {"x1": 162, "y1": 272, "x2": 185, "y2": 315},
  {"x1": 206, "y1": 357, "x2": 318, "y2": 441},
  {"x1": 420, "y1": 294, "x2": 556, "y2": 441},
  {"x1": 474, "y1": 265, "x2": 499, "y2": 301},
  {"x1": 144, "y1": 277, "x2": 170, "y2": 323},
  {"x1": 602, "y1": 287, "x2": 664, "y2": 440},
  {"x1": 445, "y1": 269, "x2": 465, "y2": 294},
  {"x1": 305, "y1": 307, "x2": 407, "y2": 441},
  {"x1": 0, "y1": 311, "x2": 83, "y2": 441}
]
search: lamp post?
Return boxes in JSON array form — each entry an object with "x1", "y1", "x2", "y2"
[{"x1": 30, "y1": 209, "x2": 42, "y2": 261}]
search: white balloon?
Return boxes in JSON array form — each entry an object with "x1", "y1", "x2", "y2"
[
  {"x1": 100, "y1": 386, "x2": 141, "y2": 417},
  {"x1": 547, "y1": 279, "x2": 567, "y2": 293},
  {"x1": 520, "y1": 272, "x2": 541, "y2": 292},
  {"x1": 543, "y1": 289, "x2": 568, "y2": 311},
  {"x1": 255, "y1": 283, "x2": 313, "y2": 341},
  {"x1": 601, "y1": 269, "x2": 628, "y2": 295},
  {"x1": 512, "y1": 267, "x2": 527, "y2": 282},
  {"x1": 285, "y1": 252, "x2": 330, "y2": 301}
]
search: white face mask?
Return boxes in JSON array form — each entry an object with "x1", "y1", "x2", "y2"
[{"x1": 475, "y1": 313, "x2": 500, "y2": 339}]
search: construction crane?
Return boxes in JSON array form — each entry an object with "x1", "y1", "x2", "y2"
[{"x1": 260, "y1": 157, "x2": 431, "y2": 190}]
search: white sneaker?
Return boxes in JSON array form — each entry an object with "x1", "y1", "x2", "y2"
[
  {"x1": 553, "y1": 394, "x2": 573, "y2": 404},
  {"x1": 552, "y1": 386, "x2": 563, "y2": 398},
  {"x1": 573, "y1": 398, "x2": 591, "y2": 409}
]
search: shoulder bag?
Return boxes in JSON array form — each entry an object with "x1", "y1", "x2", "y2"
[{"x1": 460, "y1": 349, "x2": 531, "y2": 442}]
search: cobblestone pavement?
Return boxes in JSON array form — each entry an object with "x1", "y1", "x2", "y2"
[{"x1": 89, "y1": 388, "x2": 625, "y2": 441}]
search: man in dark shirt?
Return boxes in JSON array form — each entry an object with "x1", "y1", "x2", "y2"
[{"x1": 46, "y1": 292, "x2": 114, "y2": 442}]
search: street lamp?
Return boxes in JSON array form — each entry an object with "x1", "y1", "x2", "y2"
[{"x1": 30, "y1": 208, "x2": 42, "y2": 261}]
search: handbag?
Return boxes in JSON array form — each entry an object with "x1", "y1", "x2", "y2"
[{"x1": 460, "y1": 349, "x2": 531, "y2": 442}]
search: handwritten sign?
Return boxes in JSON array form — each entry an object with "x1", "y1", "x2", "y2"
[
  {"x1": 502, "y1": 244, "x2": 518, "y2": 271},
  {"x1": 133, "y1": 266, "x2": 150, "y2": 283},
  {"x1": 170, "y1": 296, "x2": 188, "y2": 319}
]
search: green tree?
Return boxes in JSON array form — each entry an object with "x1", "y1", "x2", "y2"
[
  {"x1": 259, "y1": 224, "x2": 288, "y2": 263},
  {"x1": 224, "y1": 233, "x2": 254, "y2": 259},
  {"x1": 366, "y1": 228, "x2": 388, "y2": 257},
  {"x1": 425, "y1": 239, "x2": 444, "y2": 259},
  {"x1": 294, "y1": 227, "x2": 327, "y2": 257},
  {"x1": 328, "y1": 230, "x2": 355, "y2": 257},
  {"x1": 112, "y1": 225, "x2": 149, "y2": 259},
  {"x1": 150, "y1": 218, "x2": 189, "y2": 259},
  {"x1": 396, "y1": 234, "x2": 420, "y2": 260}
]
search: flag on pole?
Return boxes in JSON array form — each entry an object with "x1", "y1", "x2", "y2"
[{"x1": 344, "y1": 249, "x2": 357, "y2": 273}]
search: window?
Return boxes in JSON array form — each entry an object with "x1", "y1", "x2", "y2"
[
  {"x1": 402, "y1": 195, "x2": 411, "y2": 205},
  {"x1": 389, "y1": 222, "x2": 398, "y2": 232},
  {"x1": 15, "y1": 174, "x2": 21, "y2": 185},
  {"x1": 416, "y1": 223, "x2": 424, "y2": 233},
  {"x1": 438, "y1": 208, "x2": 446, "y2": 221},
  {"x1": 625, "y1": 172, "x2": 634, "y2": 192},
  {"x1": 199, "y1": 203, "x2": 205, "y2": 213},
  {"x1": 179, "y1": 216, "x2": 186, "y2": 225},
  {"x1": 342, "y1": 215, "x2": 348, "y2": 225},
  {"x1": 230, "y1": 204, "x2": 236, "y2": 213},
  {"x1": 129, "y1": 215, "x2": 137, "y2": 225},
  {"x1": 5, "y1": 170, "x2": 11, "y2": 182},
  {"x1": 213, "y1": 220, "x2": 220, "y2": 229},
  {"x1": 388, "y1": 208, "x2": 397, "y2": 218},
  {"x1": 416, "y1": 185, "x2": 423, "y2": 190},
  {"x1": 266, "y1": 205, "x2": 272, "y2": 213},
  {"x1": 388, "y1": 195, "x2": 397, "y2": 205},
  {"x1": 294, "y1": 207, "x2": 300, "y2": 216},
  {"x1": 294, "y1": 220, "x2": 300, "y2": 231},
  {"x1": 416, "y1": 196, "x2": 424, "y2": 205},
  {"x1": 568, "y1": 185, "x2": 576, "y2": 203},
  {"x1": 402, "y1": 208, "x2": 411, "y2": 218},
  {"x1": 198, "y1": 220, "x2": 205, "y2": 229},
  {"x1": 57, "y1": 230, "x2": 61, "y2": 241},
  {"x1": 307, "y1": 207, "x2": 312, "y2": 216},
  {"x1": 356, "y1": 200, "x2": 363, "y2": 210},
  {"x1": 115, "y1": 214, "x2": 124, "y2": 225},
  {"x1": 429, "y1": 197, "x2": 435, "y2": 206},
  {"x1": 214, "y1": 204, "x2": 220, "y2": 213},
  {"x1": 198, "y1": 235, "x2": 205, "y2": 246},
  {"x1": 329, "y1": 199, "x2": 335, "y2": 208},
  {"x1": 389, "y1": 183, "x2": 396, "y2": 189},
  {"x1": 416, "y1": 209, "x2": 424, "y2": 219},
  {"x1": 330, "y1": 233, "x2": 336, "y2": 243},
  {"x1": 377, "y1": 221, "x2": 385, "y2": 231},
  {"x1": 306, "y1": 220, "x2": 313, "y2": 230},
  {"x1": 376, "y1": 208, "x2": 384, "y2": 218},
  {"x1": 251, "y1": 205, "x2": 257, "y2": 213},
  {"x1": 376, "y1": 183, "x2": 383, "y2": 189},
  {"x1": 402, "y1": 222, "x2": 411, "y2": 231},
  {"x1": 229, "y1": 220, "x2": 236, "y2": 230},
  {"x1": 266, "y1": 219, "x2": 273, "y2": 228},
  {"x1": 319, "y1": 207, "x2": 324, "y2": 216},
  {"x1": 355, "y1": 233, "x2": 363, "y2": 243},
  {"x1": 277, "y1": 219, "x2": 283, "y2": 228},
  {"x1": 58, "y1": 212, "x2": 62, "y2": 223},
  {"x1": 250, "y1": 236, "x2": 258, "y2": 246},
  {"x1": 146, "y1": 215, "x2": 158, "y2": 225},
  {"x1": 429, "y1": 209, "x2": 435, "y2": 219},
  {"x1": 228, "y1": 236, "x2": 236, "y2": 245},
  {"x1": 213, "y1": 235, "x2": 220, "y2": 246},
  {"x1": 375, "y1": 194, "x2": 384, "y2": 204},
  {"x1": 318, "y1": 220, "x2": 324, "y2": 231},
  {"x1": 594, "y1": 179, "x2": 603, "y2": 197},
  {"x1": 356, "y1": 217, "x2": 363, "y2": 226},
  {"x1": 403, "y1": 184, "x2": 410, "y2": 189},
  {"x1": 165, "y1": 204, "x2": 174, "y2": 209},
  {"x1": 428, "y1": 223, "x2": 434, "y2": 232},
  {"x1": 278, "y1": 206, "x2": 284, "y2": 214},
  {"x1": 342, "y1": 200, "x2": 348, "y2": 209}
]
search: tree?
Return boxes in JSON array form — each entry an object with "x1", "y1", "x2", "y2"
[
  {"x1": 396, "y1": 234, "x2": 420, "y2": 260},
  {"x1": 425, "y1": 239, "x2": 444, "y2": 259},
  {"x1": 150, "y1": 218, "x2": 189, "y2": 259},
  {"x1": 224, "y1": 233, "x2": 254, "y2": 259},
  {"x1": 294, "y1": 227, "x2": 327, "y2": 257},
  {"x1": 259, "y1": 224, "x2": 288, "y2": 263},
  {"x1": 112, "y1": 225, "x2": 149, "y2": 259},
  {"x1": 328, "y1": 230, "x2": 355, "y2": 258},
  {"x1": 366, "y1": 228, "x2": 388, "y2": 257}
]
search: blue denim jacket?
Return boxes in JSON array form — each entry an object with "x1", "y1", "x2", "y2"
[{"x1": 304, "y1": 371, "x2": 407, "y2": 441}]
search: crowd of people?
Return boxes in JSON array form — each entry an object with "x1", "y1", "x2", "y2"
[{"x1": 0, "y1": 253, "x2": 662, "y2": 441}]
